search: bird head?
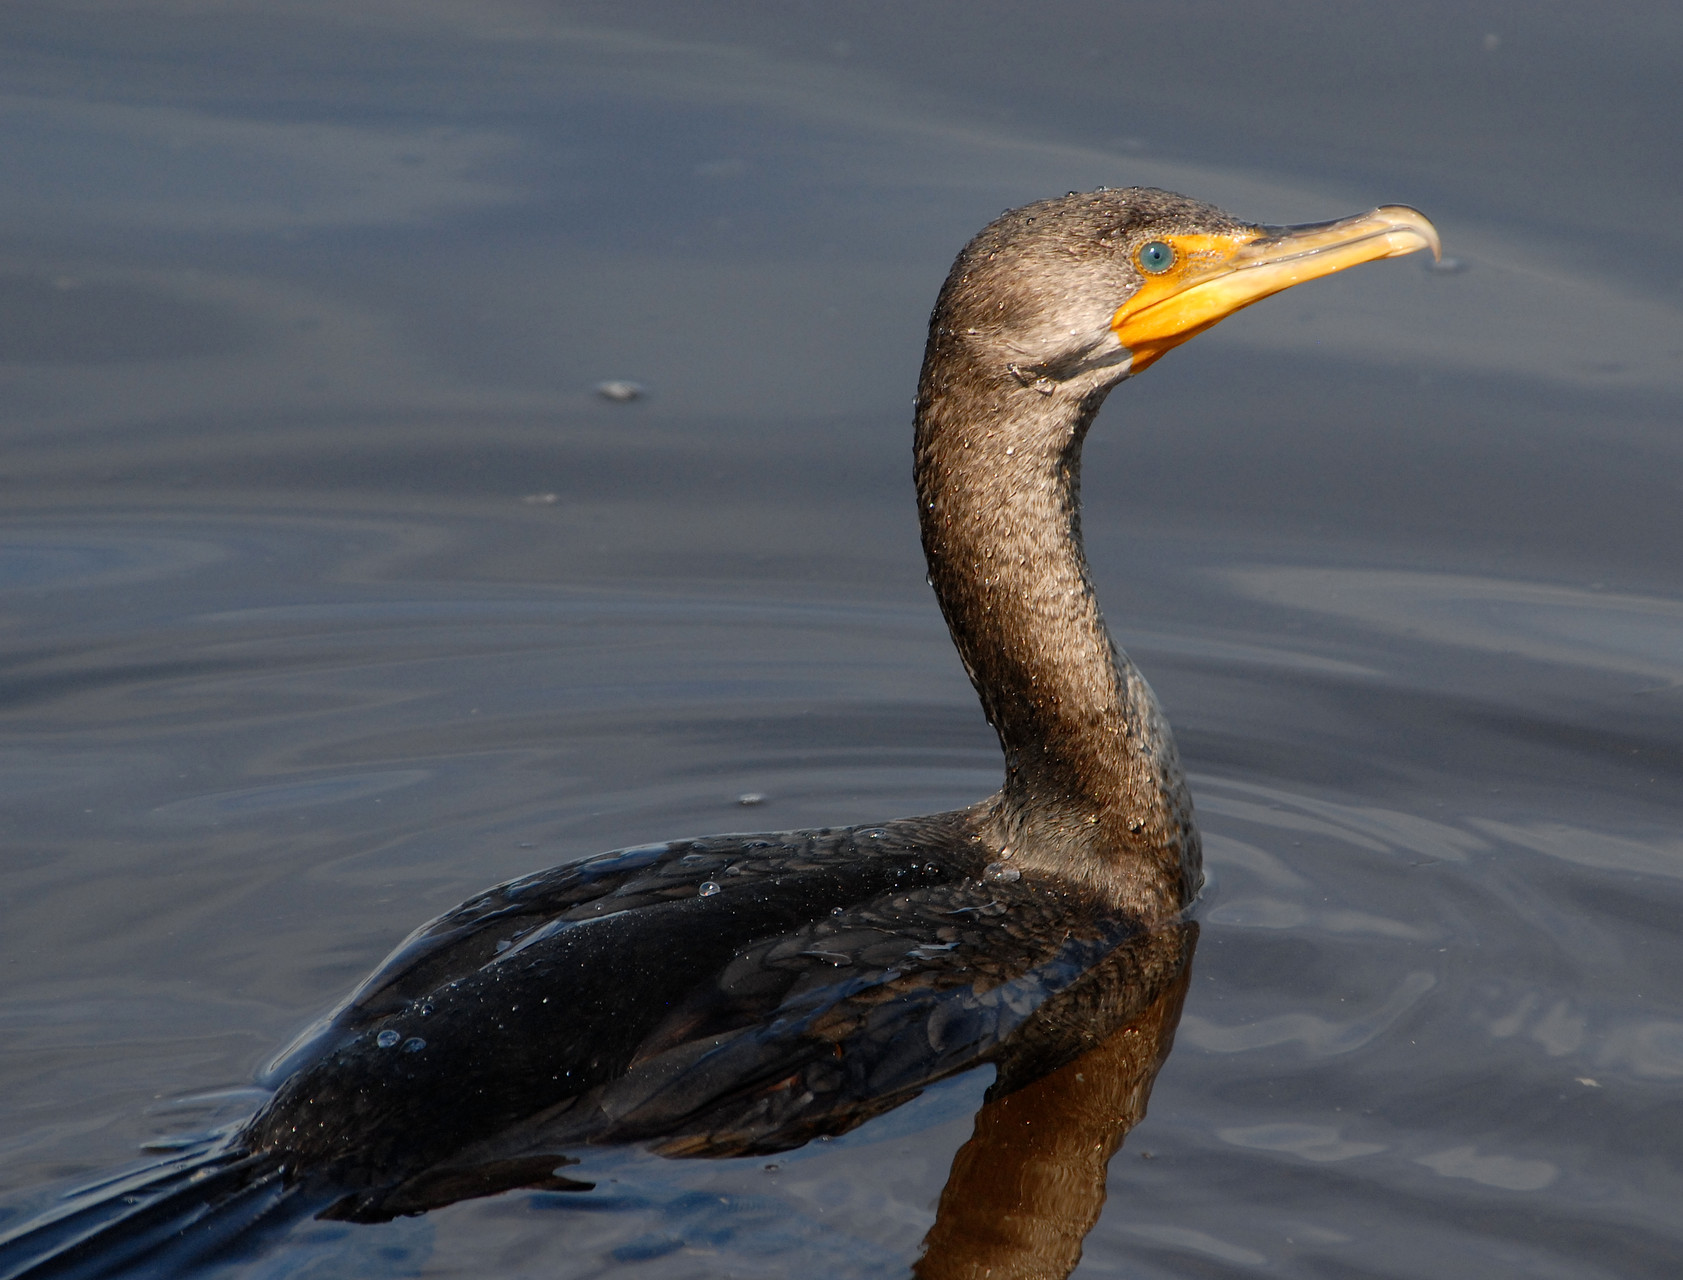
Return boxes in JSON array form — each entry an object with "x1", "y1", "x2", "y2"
[{"x1": 926, "y1": 187, "x2": 1439, "y2": 407}]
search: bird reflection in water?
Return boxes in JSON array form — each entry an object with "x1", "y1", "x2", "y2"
[{"x1": 917, "y1": 920, "x2": 1197, "y2": 1280}]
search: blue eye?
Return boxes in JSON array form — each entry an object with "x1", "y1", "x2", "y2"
[{"x1": 1137, "y1": 240, "x2": 1176, "y2": 274}]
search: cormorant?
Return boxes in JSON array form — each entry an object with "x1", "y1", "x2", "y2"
[{"x1": 0, "y1": 187, "x2": 1437, "y2": 1276}]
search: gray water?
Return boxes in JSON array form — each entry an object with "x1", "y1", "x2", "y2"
[{"x1": 3, "y1": 2, "x2": 1682, "y2": 1275}]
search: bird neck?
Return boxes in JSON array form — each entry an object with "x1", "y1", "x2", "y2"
[{"x1": 914, "y1": 370, "x2": 1200, "y2": 918}]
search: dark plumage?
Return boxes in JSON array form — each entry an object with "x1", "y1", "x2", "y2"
[
  {"x1": 0, "y1": 187, "x2": 1437, "y2": 1275},
  {"x1": 246, "y1": 816, "x2": 1191, "y2": 1223}
]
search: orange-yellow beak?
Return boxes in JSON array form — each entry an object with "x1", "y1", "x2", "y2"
[{"x1": 1111, "y1": 206, "x2": 1440, "y2": 372}]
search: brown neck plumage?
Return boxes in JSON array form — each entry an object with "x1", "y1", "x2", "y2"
[{"x1": 913, "y1": 341, "x2": 1200, "y2": 919}]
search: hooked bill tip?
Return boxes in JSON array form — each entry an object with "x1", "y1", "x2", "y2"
[{"x1": 1371, "y1": 205, "x2": 1442, "y2": 262}]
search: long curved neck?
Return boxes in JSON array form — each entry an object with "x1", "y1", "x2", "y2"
[{"x1": 914, "y1": 362, "x2": 1200, "y2": 918}]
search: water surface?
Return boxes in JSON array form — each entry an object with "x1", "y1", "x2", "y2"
[{"x1": 2, "y1": 3, "x2": 1681, "y2": 1275}]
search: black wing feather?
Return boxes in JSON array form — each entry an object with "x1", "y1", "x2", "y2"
[{"x1": 521, "y1": 878, "x2": 1167, "y2": 1157}]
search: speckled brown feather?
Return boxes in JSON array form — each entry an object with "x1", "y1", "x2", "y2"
[{"x1": 916, "y1": 188, "x2": 1228, "y2": 917}]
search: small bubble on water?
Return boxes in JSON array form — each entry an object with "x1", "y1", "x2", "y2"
[
  {"x1": 401, "y1": 1037, "x2": 427, "y2": 1053},
  {"x1": 376, "y1": 1030, "x2": 401, "y2": 1048},
  {"x1": 984, "y1": 862, "x2": 1021, "y2": 884},
  {"x1": 699, "y1": 881, "x2": 722, "y2": 897}
]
